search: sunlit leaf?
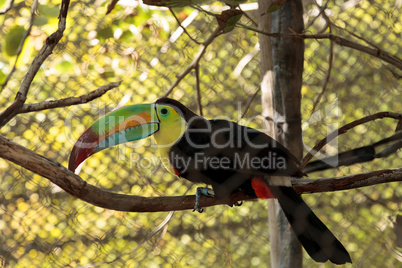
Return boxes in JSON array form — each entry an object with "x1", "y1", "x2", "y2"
[{"x1": 4, "y1": 25, "x2": 25, "y2": 56}]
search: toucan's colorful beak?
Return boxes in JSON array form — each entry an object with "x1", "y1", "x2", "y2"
[{"x1": 68, "y1": 104, "x2": 159, "y2": 172}]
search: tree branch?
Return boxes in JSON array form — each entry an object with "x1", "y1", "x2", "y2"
[
  {"x1": 18, "y1": 82, "x2": 121, "y2": 114},
  {"x1": 303, "y1": 131, "x2": 402, "y2": 173},
  {"x1": 300, "y1": 33, "x2": 402, "y2": 70},
  {"x1": 106, "y1": 0, "x2": 119, "y2": 15},
  {"x1": 0, "y1": 0, "x2": 15, "y2": 15},
  {"x1": 304, "y1": 0, "x2": 330, "y2": 30},
  {"x1": 194, "y1": 64, "x2": 203, "y2": 116},
  {"x1": 237, "y1": 24, "x2": 402, "y2": 71},
  {"x1": 1, "y1": 0, "x2": 38, "y2": 92},
  {"x1": 0, "y1": 0, "x2": 71, "y2": 128},
  {"x1": 310, "y1": 39, "x2": 333, "y2": 115},
  {"x1": 161, "y1": 24, "x2": 224, "y2": 98},
  {"x1": 1, "y1": 134, "x2": 401, "y2": 213},
  {"x1": 292, "y1": 168, "x2": 402, "y2": 194},
  {"x1": 169, "y1": 7, "x2": 201, "y2": 44},
  {"x1": 301, "y1": 112, "x2": 402, "y2": 168},
  {"x1": 239, "y1": 87, "x2": 260, "y2": 119},
  {"x1": 309, "y1": 1, "x2": 333, "y2": 115}
]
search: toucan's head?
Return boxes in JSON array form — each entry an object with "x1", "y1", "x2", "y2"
[{"x1": 68, "y1": 98, "x2": 196, "y2": 172}]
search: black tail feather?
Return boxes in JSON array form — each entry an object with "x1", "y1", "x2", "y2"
[{"x1": 269, "y1": 186, "x2": 352, "y2": 264}]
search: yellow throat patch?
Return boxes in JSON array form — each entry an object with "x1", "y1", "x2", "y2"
[{"x1": 152, "y1": 104, "x2": 188, "y2": 174}]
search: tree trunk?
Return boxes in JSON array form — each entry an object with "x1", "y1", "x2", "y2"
[
  {"x1": 259, "y1": 0, "x2": 305, "y2": 267},
  {"x1": 257, "y1": 1, "x2": 278, "y2": 268}
]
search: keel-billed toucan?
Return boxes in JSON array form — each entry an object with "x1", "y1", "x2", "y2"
[{"x1": 68, "y1": 98, "x2": 351, "y2": 264}]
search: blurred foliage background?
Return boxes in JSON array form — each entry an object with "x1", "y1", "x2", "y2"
[{"x1": 0, "y1": 0, "x2": 401, "y2": 267}]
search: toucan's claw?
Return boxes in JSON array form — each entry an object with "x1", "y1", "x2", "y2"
[
  {"x1": 193, "y1": 207, "x2": 204, "y2": 213},
  {"x1": 233, "y1": 201, "x2": 243, "y2": 207},
  {"x1": 193, "y1": 187, "x2": 214, "y2": 213}
]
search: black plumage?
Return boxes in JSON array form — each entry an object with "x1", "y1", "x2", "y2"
[{"x1": 156, "y1": 98, "x2": 351, "y2": 264}]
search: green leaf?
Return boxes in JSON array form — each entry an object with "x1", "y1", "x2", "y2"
[
  {"x1": 4, "y1": 25, "x2": 25, "y2": 56},
  {"x1": 223, "y1": 14, "x2": 242, "y2": 33},
  {"x1": 38, "y1": 5, "x2": 60, "y2": 18},
  {"x1": 267, "y1": 0, "x2": 287, "y2": 13},
  {"x1": 56, "y1": 60, "x2": 74, "y2": 73},
  {"x1": 0, "y1": 69, "x2": 5, "y2": 84},
  {"x1": 0, "y1": 0, "x2": 7, "y2": 9},
  {"x1": 34, "y1": 16, "x2": 49, "y2": 27},
  {"x1": 97, "y1": 26, "x2": 114, "y2": 40},
  {"x1": 267, "y1": 4, "x2": 282, "y2": 13}
]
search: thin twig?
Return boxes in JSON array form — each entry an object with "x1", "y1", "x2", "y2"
[
  {"x1": 387, "y1": 67, "x2": 402, "y2": 79},
  {"x1": 161, "y1": 25, "x2": 224, "y2": 98},
  {"x1": 19, "y1": 82, "x2": 121, "y2": 114},
  {"x1": 1, "y1": 0, "x2": 38, "y2": 92},
  {"x1": 169, "y1": 7, "x2": 200, "y2": 44},
  {"x1": 0, "y1": 0, "x2": 71, "y2": 128},
  {"x1": 106, "y1": 0, "x2": 119, "y2": 15},
  {"x1": 301, "y1": 33, "x2": 402, "y2": 69},
  {"x1": 332, "y1": 23, "x2": 382, "y2": 51},
  {"x1": 236, "y1": 24, "x2": 402, "y2": 71},
  {"x1": 305, "y1": 0, "x2": 330, "y2": 30},
  {"x1": 104, "y1": 211, "x2": 175, "y2": 266},
  {"x1": 310, "y1": 38, "x2": 334, "y2": 115},
  {"x1": 240, "y1": 87, "x2": 260, "y2": 119},
  {"x1": 239, "y1": 6, "x2": 257, "y2": 27},
  {"x1": 194, "y1": 64, "x2": 203, "y2": 116},
  {"x1": 303, "y1": 132, "x2": 402, "y2": 173},
  {"x1": 300, "y1": 112, "x2": 402, "y2": 168},
  {"x1": 358, "y1": 189, "x2": 396, "y2": 212}
]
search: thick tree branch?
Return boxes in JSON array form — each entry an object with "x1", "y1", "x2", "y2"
[
  {"x1": 0, "y1": 0, "x2": 70, "y2": 128},
  {"x1": 18, "y1": 82, "x2": 121, "y2": 114},
  {"x1": 292, "y1": 168, "x2": 402, "y2": 194},
  {"x1": 1, "y1": 134, "x2": 401, "y2": 213}
]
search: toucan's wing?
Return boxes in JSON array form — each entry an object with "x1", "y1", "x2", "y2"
[
  {"x1": 169, "y1": 119, "x2": 304, "y2": 196},
  {"x1": 172, "y1": 119, "x2": 304, "y2": 177}
]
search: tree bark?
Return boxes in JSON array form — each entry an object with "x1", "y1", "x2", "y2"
[
  {"x1": 270, "y1": 1, "x2": 305, "y2": 267},
  {"x1": 257, "y1": 1, "x2": 279, "y2": 267},
  {"x1": 1, "y1": 134, "x2": 401, "y2": 212}
]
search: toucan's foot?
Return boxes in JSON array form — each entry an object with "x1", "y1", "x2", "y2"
[
  {"x1": 193, "y1": 187, "x2": 215, "y2": 213},
  {"x1": 232, "y1": 201, "x2": 243, "y2": 207}
]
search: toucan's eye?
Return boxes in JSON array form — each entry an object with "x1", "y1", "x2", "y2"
[{"x1": 160, "y1": 108, "x2": 169, "y2": 116}]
